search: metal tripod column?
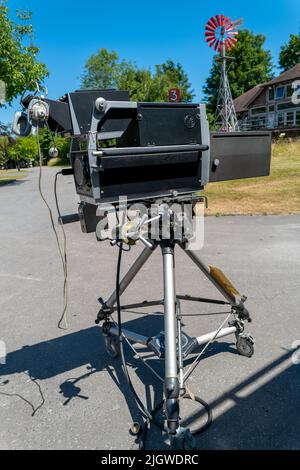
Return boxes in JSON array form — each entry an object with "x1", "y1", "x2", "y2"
[{"x1": 162, "y1": 242, "x2": 180, "y2": 434}]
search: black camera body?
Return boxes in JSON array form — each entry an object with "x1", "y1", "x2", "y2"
[
  {"x1": 14, "y1": 89, "x2": 272, "y2": 232},
  {"x1": 71, "y1": 100, "x2": 211, "y2": 206}
]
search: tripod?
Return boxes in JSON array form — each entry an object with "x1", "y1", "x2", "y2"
[{"x1": 95, "y1": 212, "x2": 254, "y2": 449}]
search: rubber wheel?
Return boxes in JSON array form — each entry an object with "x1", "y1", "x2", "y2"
[
  {"x1": 104, "y1": 335, "x2": 120, "y2": 358},
  {"x1": 236, "y1": 335, "x2": 254, "y2": 358},
  {"x1": 171, "y1": 430, "x2": 197, "y2": 450}
]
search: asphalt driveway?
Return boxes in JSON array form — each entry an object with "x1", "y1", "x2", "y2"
[{"x1": 0, "y1": 167, "x2": 299, "y2": 450}]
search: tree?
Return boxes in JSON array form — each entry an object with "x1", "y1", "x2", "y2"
[
  {"x1": 0, "y1": 0, "x2": 48, "y2": 106},
  {"x1": 38, "y1": 127, "x2": 53, "y2": 162},
  {"x1": 279, "y1": 34, "x2": 300, "y2": 71},
  {"x1": 0, "y1": 136, "x2": 9, "y2": 166},
  {"x1": 151, "y1": 60, "x2": 194, "y2": 102},
  {"x1": 38, "y1": 127, "x2": 70, "y2": 165},
  {"x1": 203, "y1": 30, "x2": 274, "y2": 116},
  {"x1": 81, "y1": 49, "x2": 120, "y2": 89},
  {"x1": 7, "y1": 136, "x2": 38, "y2": 170},
  {"x1": 81, "y1": 48, "x2": 194, "y2": 102}
]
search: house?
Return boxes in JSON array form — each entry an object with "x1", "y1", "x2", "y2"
[{"x1": 234, "y1": 64, "x2": 300, "y2": 136}]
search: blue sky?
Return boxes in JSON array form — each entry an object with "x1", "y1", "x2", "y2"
[{"x1": 1, "y1": 0, "x2": 300, "y2": 123}]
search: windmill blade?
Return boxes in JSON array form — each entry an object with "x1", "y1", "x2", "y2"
[
  {"x1": 207, "y1": 19, "x2": 217, "y2": 30},
  {"x1": 231, "y1": 17, "x2": 244, "y2": 28},
  {"x1": 216, "y1": 15, "x2": 223, "y2": 26},
  {"x1": 208, "y1": 37, "x2": 217, "y2": 47},
  {"x1": 206, "y1": 25, "x2": 216, "y2": 33},
  {"x1": 210, "y1": 16, "x2": 219, "y2": 28},
  {"x1": 205, "y1": 14, "x2": 240, "y2": 51},
  {"x1": 214, "y1": 39, "x2": 220, "y2": 51},
  {"x1": 206, "y1": 36, "x2": 216, "y2": 44},
  {"x1": 226, "y1": 24, "x2": 238, "y2": 33},
  {"x1": 221, "y1": 14, "x2": 227, "y2": 26},
  {"x1": 205, "y1": 31, "x2": 215, "y2": 37},
  {"x1": 225, "y1": 39, "x2": 232, "y2": 51},
  {"x1": 206, "y1": 35, "x2": 216, "y2": 43},
  {"x1": 226, "y1": 37, "x2": 237, "y2": 50}
]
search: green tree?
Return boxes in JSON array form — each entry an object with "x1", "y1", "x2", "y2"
[
  {"x1": 0, "y1": 0, "x2": 48, "y2": 106},
  {"x1": 152, "y1": 60, "x2": 194, "y2": 102},
  {"x1": 203, "y1": 30, "x2": 274, "y2": 116},
  {"x1": 279, "y1": 34, "x2": 300, "y2": 71},
  {"x1": 0, "y1": 136, "x2": 9, "y2": 166},
  {"x1": 38, "y1": 127, "x2": 70, "y2": 165},
  {"x1": 81, "y1": 49, "x2": 120, "y2": 89},
  {"x1": 38, "y1": 127, "x2": 53, "y2": 162},
  {"x1": 7, "y1": 136, "x2": 37, "y2": 170},
  {"x1": 81, "y1": 48, "x2": 194, "y2": 102},
  {"x1": 117, "y1": 65, "x2": 154, "y2": 101}
]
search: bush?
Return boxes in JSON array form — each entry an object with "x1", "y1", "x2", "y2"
[
  {"x1": 47, "y1": 157, "x2": 67, "y2": 167},
  {"x1": 7, "y1": 136, "x2": 38, "y2": 169}
]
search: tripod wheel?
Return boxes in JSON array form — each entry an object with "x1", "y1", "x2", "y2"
[
  {"x1": 236, "y1": 333, "x2": 254, "y2": 358},
  {"x1": 171, "y1": 428, "x2": 197, "y2": 450},
  {"x1": 104, "y1": 335, "x2": 120, "y2": 358}
]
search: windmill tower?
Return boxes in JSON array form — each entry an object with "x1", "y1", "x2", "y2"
[{"x1": 205, "y1": 15, "x2": 243, "y2": 132}]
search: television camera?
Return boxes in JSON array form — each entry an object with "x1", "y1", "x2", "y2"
[{"x1": 13, "y1": 88, "x2": 272, "y2": 449}]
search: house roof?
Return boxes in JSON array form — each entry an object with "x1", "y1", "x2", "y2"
[
  {"x1": 233, "y1": 85, "x2": 264, "y2": 113},
  {"x1": 264, "y1": 63, "x2": 300, "y2": 86},
  {"x1": 234, "y1": 63, "x2": 300, "y2": 113}
]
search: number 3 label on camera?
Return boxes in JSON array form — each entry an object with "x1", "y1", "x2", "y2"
[{"x1": 168, "y1": 88, "x2": 181, "y2": 103}]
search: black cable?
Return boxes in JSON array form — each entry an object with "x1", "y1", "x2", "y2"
[
  {"x1": 54, "y1": 171, "x2": 68, "y2": 330},
  {"x1": 0, "y1": 372, "x2": 45, "y2": 417},
  {"x1": 116, "y1": 242, "x2": 151, "y2": 423},
  {"x1": 150, "y1": 392, "x2": 212, "y2": 437}
]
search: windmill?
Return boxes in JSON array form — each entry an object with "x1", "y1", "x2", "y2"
[{"x1": 205, "y1": 15, "x2": 243, "y2": 132}]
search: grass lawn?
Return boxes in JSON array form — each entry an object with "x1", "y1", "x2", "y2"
[
  {"x1": 203, "y1": 139, "x2": 300, "y2": 215},
  {"x1": 0, "y1": 169, "x2": 30, "y2": 186}
]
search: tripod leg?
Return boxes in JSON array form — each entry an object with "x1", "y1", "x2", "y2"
[
  {"x1": 162, "y1": 243, "x2": 180, "y2": 435},
  {"x1": 178, "y1": 243, "x2": 250, "y2": 317},
  {"x1": 96, "y1": 243, "x2": 157, "y2": 321}
]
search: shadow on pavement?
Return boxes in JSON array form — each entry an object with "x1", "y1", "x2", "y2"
[{"x1": 0, "y1": 316, "x2": 299, "y2": 450}]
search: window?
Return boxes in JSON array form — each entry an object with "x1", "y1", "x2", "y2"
[
  {"x1": 276, "y1": 87, "x2": 285, "y2": 100},
  {"x1": 277, "y1": 102, "x2": 300, "y2": 111},
  {"x1": 250, "y1": 116, "x2": 266, "y2": 128},
  {"x1": 251, "y1": 106, "x2": 266, "y2": 116},
  {"x1": 287, "y1": 85, "x2": 294, "y2": 98},
  {"x1": 277, "y1": 113, "x2": 285, "y2": 127},
  {"x1": 258, "y1": 116, "x2": 266, "y2": 126},
  {"x1": 268, "y1": 88, "x2": 275, "y2": 101},
  {"x1": 296, "y1": 111, "x2": 300, "y2": 126},
  {"x1": 269, "y1": 105, "x2": 275, "y2": 112},
  {"x1": 286, "y1": 112, "x2": 295, "y2": 126}
]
